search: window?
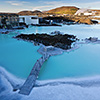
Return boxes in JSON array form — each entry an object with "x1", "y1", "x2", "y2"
[{"x1": 31, "y1": 17, "x2": 37, "y2": 19}]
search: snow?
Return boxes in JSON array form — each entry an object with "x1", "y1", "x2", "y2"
[{"x1": 0, "y1": 66, "x2": 100, "y2": 100}]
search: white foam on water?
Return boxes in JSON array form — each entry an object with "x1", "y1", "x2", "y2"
[{"x1": 0, "y1": 66, "x2": 100, "y2": 100}]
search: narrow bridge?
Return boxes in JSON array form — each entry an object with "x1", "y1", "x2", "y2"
[{"x1": 19, "y1": 53, "x2": 50, "y2": 95}]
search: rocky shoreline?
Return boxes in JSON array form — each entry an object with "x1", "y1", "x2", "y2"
[
  {"x1": 14, "y1": 33, "x2": 79, "y2": 50},
  {"x1": 44, "y1": 16, "x2": 99, "y2": 25},
  {"x1": 31, "y1": 24, "x2": 62, "y2": 27},
  {"x1": 0, "y1": 26, "x2": 26, "y2": 34}
]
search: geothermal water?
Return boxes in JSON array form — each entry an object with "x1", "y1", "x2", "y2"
[{"x1": 0, "y1": 24, "x2": 100, "y2": 100}]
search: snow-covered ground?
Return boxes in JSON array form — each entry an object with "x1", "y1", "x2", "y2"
[{"x1": 1, "y1": 66, "x2": 100, "y2": 100}]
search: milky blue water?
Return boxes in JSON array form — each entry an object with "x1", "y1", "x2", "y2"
[
  {"x1": 0, "y1": 34, "x2": 41, "y2": 78},
  {"x1": 0, "y1": 24, "x2": 100, "y2": 80},
  {"x1": 39, "y1": 44, "x2": 100, "y2": 80}
]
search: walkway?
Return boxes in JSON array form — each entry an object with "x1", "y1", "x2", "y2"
[{"x1": 19, "y1": 53, "x2": 50, "y2": 95}]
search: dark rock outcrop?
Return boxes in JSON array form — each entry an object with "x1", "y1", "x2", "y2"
[
  {"x1": 18, "y1": 10, "x2": 42, "y2": 15},
  {"x1": 31, "y1": 24, "x2": 62, "y2": 26},
  {"x1": 14, "y1": 33, "x2": 78, "y2": 50}
]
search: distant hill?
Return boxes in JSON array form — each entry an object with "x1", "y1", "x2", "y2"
[
  {"x1": 46, "y1": 6, "x2": 79, "y2": 15},
  {"x1": 18, "y1": 6, "x2": 79, "y2": 15},
  {"x1": 18, "y1": 6, "x2": 100, "y2": 16},
  {"x1": 18, "y1": 10, "x2": 43, "y2": 15}
]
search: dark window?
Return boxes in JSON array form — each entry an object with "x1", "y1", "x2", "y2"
[{"x1": 31, "y1": 17, "x2": 37, "y2": 19}]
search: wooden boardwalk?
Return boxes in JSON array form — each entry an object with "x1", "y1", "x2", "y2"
[{"x1": 19, "y1": 53, "x2": 50, "y2": 95}]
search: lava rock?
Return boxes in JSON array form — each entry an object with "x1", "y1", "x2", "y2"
[{"x1": 14, "y1": 33, "x2": 78, "y2": 50}]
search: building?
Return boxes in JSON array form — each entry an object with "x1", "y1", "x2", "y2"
[
  {"x1": 0, "y1": 13, "x2": 19, "y2": 27},
  {"x1": 75, "y1": 9, "x2": 96, "y2": 16},
  {"x1": 0, "y1": 18, "x2": 2, "y2": 25},
  {"x1": 19, "y1": 16, "x2": 39, "y2": 25},
  {"x1": 0, "y1": 14, "x2": 40, "y2": 29}
]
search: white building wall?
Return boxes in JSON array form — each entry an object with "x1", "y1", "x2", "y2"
[
  {"x1": 19, "y1": 16, "x2": 39, "y2": 25},
  {"x1": 31, "y1": 17, "x2": 39, "y2": 25},
  {"x1": 84, "y1": 13, "x2": 92, "y2": 16},
  {"x1": 19, "y1": 18, "x2": 24, "y2": 23},
  {"x1": 75, "y1": 9, "x2": 93, "y2": 16}
]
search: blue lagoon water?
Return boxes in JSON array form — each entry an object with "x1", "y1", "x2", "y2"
[
  {"x1": 0, "y1": 34, "x2": 41, "y2": 78},
  {"x1": 0, "y1": 24, "x2": 100, "y2": 80},
  {"x1": 39, "y1": 44, "x2": 100, "y2": 80}
]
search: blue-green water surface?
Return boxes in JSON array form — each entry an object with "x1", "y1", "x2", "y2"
[
  {"x1": 0, "y1": 34, "x2": 41, "y2": 78},
  {"x1": 0, "y1": 24, "x2": 100, "y2": 80},
  {"x1": 39, "y1": 44, "x2": 100, "y2": 80}
]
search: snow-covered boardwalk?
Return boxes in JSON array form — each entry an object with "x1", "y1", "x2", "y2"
[{"x1": 19, "y1": 53, "x2": 50, "y2": 95}]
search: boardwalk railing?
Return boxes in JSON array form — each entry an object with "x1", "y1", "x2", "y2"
[{"x1": 19, "y1": 53, "x2": 50, "y2": 95}]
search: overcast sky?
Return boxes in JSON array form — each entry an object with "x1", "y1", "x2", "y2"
[{"x1": 0, "y1": 0, "x2": 100, "y2": 13}]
